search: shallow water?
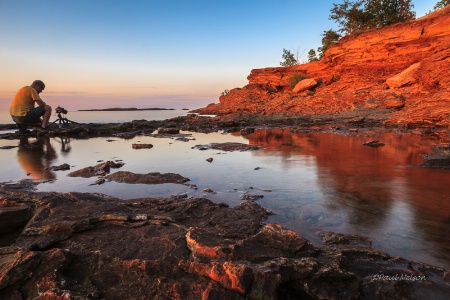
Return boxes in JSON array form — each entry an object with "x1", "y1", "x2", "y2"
[
  {"x1": 0, "y1": 109, "x2": 188, "y2": 125},
  {"x1": 0, "y1": 126, "x2": 449, "y2": 270}
]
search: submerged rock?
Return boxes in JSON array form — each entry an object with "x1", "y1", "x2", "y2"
[
  {"x1": 363, "y1": 140, "x2": 385, "y2": 147},
  {"x1": 131, "y1": 143, "x2": 153, "y2": 149},
  {"x1": 106, "y1": 171, "x2": 190, "y2": 184},
  {"x1": 193, "y1": 142, "x2": 261, "y2": 152},
  {"x1": 46, "y1": 163, "x2": 71, "y2": 171},
  {"x1": 421, "y1": 144, "x2": 450, "y2": 169}
]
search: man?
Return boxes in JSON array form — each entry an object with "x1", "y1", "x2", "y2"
[{"x1": 10, "y1": 80, "x2": 52, "y2": 133}]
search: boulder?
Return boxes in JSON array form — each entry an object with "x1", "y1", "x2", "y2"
[
  {"x1": 386, "y1": 62, "x2": 421, "y2": 89},
  {"x1": 292, "y1": 78, "x2": 317, "y2": 93}
]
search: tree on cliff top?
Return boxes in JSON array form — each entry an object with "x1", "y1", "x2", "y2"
[
  {"x1": 318, "y1": 29, "x2": 341, "y2": 59},
  {"x1": 307, "y1": 49, "x2": 319, "y2": 62},
  {"x1": 330, "y1": 0, "x2": 415, "y2": 34},
  {"x1": 434, "y1": 0, "x2": 450, "y2": 10},
  {"x1": 280, "y1": 48, "x2": 298, "y2": 67}
]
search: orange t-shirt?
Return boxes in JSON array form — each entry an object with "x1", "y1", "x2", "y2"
[{"x1": 9, "y1": 86, "x2": 42, "y2": 116}]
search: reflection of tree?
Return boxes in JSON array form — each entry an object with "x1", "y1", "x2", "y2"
[{"x1": 17, "y1": 137, "x2": 57, "y2": 181}]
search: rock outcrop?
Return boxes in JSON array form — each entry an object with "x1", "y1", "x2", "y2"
[
  {"x1": 194, "y1": 6, "x2": 450, "y2": 129},
  {"x1": 0, "y1": 187, "x2": 449, "y2": 299}
]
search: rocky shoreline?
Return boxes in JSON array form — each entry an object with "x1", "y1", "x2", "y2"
[
  {"x1": 2, "y1": 6, "x2": 450, "y2": 298},
  {"x1": 1, "y1": 114, "x2": 449, "y2": 299}
]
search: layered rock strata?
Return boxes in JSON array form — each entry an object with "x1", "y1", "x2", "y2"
[{"x1": 195, "y1": 6, "x2": 450, "y2": 129}]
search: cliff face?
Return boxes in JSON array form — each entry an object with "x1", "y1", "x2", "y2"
[{"x1": 196, "y1": 6, "x2": 450, "y2": 128}]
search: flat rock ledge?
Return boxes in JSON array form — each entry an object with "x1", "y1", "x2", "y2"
[{"x1": 0, "y1": 187, "x2": 448, "y2": 299}]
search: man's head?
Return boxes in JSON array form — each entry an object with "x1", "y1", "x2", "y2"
[{"x1": 31, "y1": 80, "x2": 45, "y2": 94}]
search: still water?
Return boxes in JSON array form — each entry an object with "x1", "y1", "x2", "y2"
[
  {"x1": 0, "y1": 111, "x2": 449, "y2": 270},
  {"x1": 0, "y1": 109, "x2": 188, "y2": 124}
]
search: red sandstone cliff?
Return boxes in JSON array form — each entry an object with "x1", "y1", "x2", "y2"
[{"x1": 196, "y1": 6, "x2": 450, "y2": 128}]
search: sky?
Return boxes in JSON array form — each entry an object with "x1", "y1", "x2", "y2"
[{"x1": 0, "y1": 0, "x2": 439, "y2": 111}]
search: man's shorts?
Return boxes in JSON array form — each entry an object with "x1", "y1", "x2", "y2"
[{"x1": 11, "y1": 106, "x2": 46, "y2": 125}]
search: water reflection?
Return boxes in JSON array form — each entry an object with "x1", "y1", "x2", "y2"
[
  {"x1": 1, "y1": 129, "x2": 448, "y2": 269},
  {"x1": 245, "y1": 129, "x2": 450, "y2": 268},
  {"x1": 16, "y1": 137, "x2": 58, "y2": 181}
]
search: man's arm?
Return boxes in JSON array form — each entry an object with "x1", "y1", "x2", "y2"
[{"x1": 35, "y1": 99, "x2": 47, "y2": 107}]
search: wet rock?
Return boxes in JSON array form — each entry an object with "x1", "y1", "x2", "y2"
[
  {"x1": 193, "y1": 142, "x2": 261, "y2": 152},
  {"x1": 363, "y1": 140, "x2": 385, "y2": 147},
  {"x1": 68, "y1": 161, "x2": 125, "y2": 178},
  {"x1": 317, "y1": 231, "x2": 372, "y2": 247},
  {"x1": 0, "y1": 146, "x2": 17, "y2": 150},
  {"x1": 175, "y1": 137, "x2": 192, "y2": 142},
  {"x1": 158, "y1": 127, "x2": 180, "y2": 134},
  {"x1": 89, "y1": 178, "x2": 106, "y2": 186},
  {"x1": 421, "y1": 144, "x2": 450, "y2": 169},
  {"x1": 131, "y1": 143, "x2": 153, "y2": 149},
  {"x1": 46, "y1": 163, "x2": 71, "y2": 171},
  {"x1": 240, "y1": 127, "x2": 255, "y2": 135},
  {"x1": 240, "y1": 193, "x2": 264, "y2": 201},
  {"x1": 106, "y1": 171, "x2": 190, "y2": 184},
  {"x1": 0, "y1": 179, "x2": 39, "y2": 191},
  {"x1": 0, "y1": 187, "x2": 448, "y2": 299},
  {"x1": 171, "y1": 193, "x2": 188, "y2": 199}
]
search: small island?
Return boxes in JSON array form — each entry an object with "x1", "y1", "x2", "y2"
[{"x1": 78, "y1": 107, "x2": 176, "y2": 111}]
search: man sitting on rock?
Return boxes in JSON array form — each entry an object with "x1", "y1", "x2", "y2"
[{"x1": 9, "y1": 80, "x2": 52, "y2": 133}]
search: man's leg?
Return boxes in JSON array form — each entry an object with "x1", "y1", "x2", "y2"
[
  {"x1": 41, "y1": 105, "x2": 52, "y2": 128},
  {"x1": 26, "y1": 106, "x2": 52, "y2": 128},
  {"x1": 11, "y1": 115, "x2": 29, "y2": 133}
]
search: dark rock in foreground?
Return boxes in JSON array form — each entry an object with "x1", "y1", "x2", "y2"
[{"x1": 0, "y1": 187, "x2": 448, "y2": 299}]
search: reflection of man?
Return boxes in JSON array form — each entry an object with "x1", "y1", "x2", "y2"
[
  {"x1": 9, "y1": 80, "x2": 52, "y2": 133},
  {"x1": 17, "y1": 137, "x2": 57, "y2": 181}
]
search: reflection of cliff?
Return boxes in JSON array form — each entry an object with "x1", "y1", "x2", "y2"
[
  {"x1": 245, "y1": 129, "x2": 450, "y2": 267},
  {"x1": 247, "y1": 129, "x2": 445, "y2": 213},
  {"x1": 17, "y1": 137, "x2": 57, "y2": 181}
]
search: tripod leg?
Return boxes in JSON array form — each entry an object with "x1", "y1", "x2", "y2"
[{"x1": 45, "y1": 118, "x2": 60, "y2": 128}]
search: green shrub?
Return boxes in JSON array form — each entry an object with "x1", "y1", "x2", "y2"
[
  {"x1": 332, "y1": 74, "x2": 340, "y2": 82},
  {"x1": 289, "y1": 73, "x2": 308, "y2": 89}
]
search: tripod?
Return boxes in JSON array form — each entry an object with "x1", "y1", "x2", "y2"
[{"x1": 46, "y1": 113, "x2": 79, "y2": 128}]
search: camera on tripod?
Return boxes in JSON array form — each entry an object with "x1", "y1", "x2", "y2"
[
  {"x1": 46, "y1": 106, "x2": 78, "y2": 128},
  {"x1": 55, "y1": 106, "x2": 68, "y2": 115}
]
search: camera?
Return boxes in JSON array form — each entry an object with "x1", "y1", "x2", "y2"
[{"x1": 55, "y1": 106, "x2": 68, "y2": 114}]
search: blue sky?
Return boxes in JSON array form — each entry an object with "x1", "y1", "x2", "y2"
[{"x1": 0, "y1": 0, "x2": 439, "y2": 111}]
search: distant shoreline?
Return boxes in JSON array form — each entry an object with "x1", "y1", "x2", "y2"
[{"x1": 78, "y1": 108, "x2": 189, "y2": 112}]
